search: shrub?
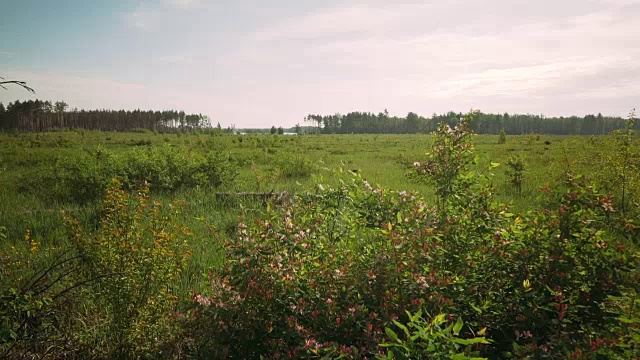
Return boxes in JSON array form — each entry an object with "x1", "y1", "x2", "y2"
[
  {"x1": 184, "y1": 171, "x2": 638, "y2": 358},
  {"x1": 120, "y1": 146, "x2": 238, "y2": 191},
  {"x1": 1, "y1": 180, "x2": 195, "y2": 359},
  {"x1": 378, "y1": 311, "x2": 489, "y2": 359},
  {"x1": 19, "y1": 148, "x2": 120, "y2": 204},
  {"x1": 65, "y1": 179, "x2": 192, "y2": 358},
  {"x1": 19, "y1": 146, "x2": 238, "y2": 203},
  {"x1": 183, "y1": 112, "x2": 638, "y2": 358},
  {"x1": 506, "y1": 155, "x2": 526, "y2": 195},
  {"x1": 273, "y1": 153, "x2": 317, "y2": 179},
  {"x1": 498, "y1": 128, "x2": 506, "y2": 144}
]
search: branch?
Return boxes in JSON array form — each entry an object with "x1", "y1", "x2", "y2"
[{"x1": 0, "y1": 80, "x2": 35, "y2": 94}]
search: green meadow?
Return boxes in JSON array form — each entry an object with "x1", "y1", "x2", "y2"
[
  {"x1": 0, "y1": 131, "x2": 608, "y2": 247},
  {"x1": 1, "y1": 127, "x2": 638, "y2": 359}
]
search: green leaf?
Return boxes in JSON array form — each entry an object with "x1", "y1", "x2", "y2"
[
  {"x1": 470, "y1": 303, "x2": 483, "y2": 315},
  {"x1": 453, "y1": 317, "x2": 463, "y2": 335},
  {"x1": 385, "y1": 327, "x2": 401, "y2": 343},
  {"x1": 393, "y1": 320, "x2": 410, "y2": 337}
]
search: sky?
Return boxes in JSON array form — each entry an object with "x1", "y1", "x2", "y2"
[{"x1": 1, "y1": 0, "x2": 639, "y2": 128}]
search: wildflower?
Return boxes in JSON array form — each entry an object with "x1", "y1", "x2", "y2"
[
  {"x1": 599, "y1": 195, "x2": 615, "y2": 212},
  {"x1": 194, "y1": 294, "x2": 211, "y2": 306},
  {"x1": 304, "y1": 338, "x2": 318, "y2": 350}
]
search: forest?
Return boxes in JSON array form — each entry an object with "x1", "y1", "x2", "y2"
[
  {"x1": 0, "y1": 99, "x2": 211, "y2": 132},
  {"x1": 1, "y1": 99, "x2": 638, "y2": 136},
  {"x1": 305, "y1": 110, "x2": 638, "y2": 135}
]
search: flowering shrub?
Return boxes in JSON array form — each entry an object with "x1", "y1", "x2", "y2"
[
  {"x1": 183, "y1": 171, "x2": 638, "y2": 358},
  {"x1": 184, "y1": 111, "x2": 639, "y2": 359}
]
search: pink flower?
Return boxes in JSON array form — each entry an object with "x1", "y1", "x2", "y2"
[
  {"x1": 305, "y1": 338, "x2": 318, "y2": 350},
  {"x1": 194, "y1": 294, "x2": 211, "y2": 306}
]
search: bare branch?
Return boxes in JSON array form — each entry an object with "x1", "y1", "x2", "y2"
[{"x1": 0, "y1": 79, "x2": 35, "y2": 94}]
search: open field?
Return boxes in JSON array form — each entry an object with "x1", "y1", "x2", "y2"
[
  {"x1": 0, "y1": 130, "x2": 621, "y2": 253},
  {"x1": 0, "y1": 130, "x2": 617, "y2": 227},
  {"x1": 1, "y1": 127, "x2": 639, "y2": 359}
]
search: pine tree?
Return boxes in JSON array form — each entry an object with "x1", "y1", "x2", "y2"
[{"x1": 498, "y1": 128, "x2": 506, "y2": 144}]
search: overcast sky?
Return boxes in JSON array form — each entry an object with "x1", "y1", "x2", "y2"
[{"x1": 1, "y1": 0, "x2": 639, "y2": 127}]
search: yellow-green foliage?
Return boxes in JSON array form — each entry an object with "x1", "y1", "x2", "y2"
[{"x1": 66, "y1": 179, "x2": 191, "y2": 358}]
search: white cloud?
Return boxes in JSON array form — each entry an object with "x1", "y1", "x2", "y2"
[
  {"x1": 8, "y1": 0, "x2": 640, "y2": 126},
  {"x1": 220, "y1": 0, "x2": 639, "y2": 121},
  {"x1": 125, "y1": 6, "x2": 161, "y2": 31},
  {"x1": 436, "y1": 57, "x2": 638, "y2": 97},
  {"x1": 158, "y1": 53, "x2": 195, "y2": 65},
  {"x1": 124, "y1": 0, "x2": 200, "y2": 31},
  {"x1": 167, "y1": 0, "x2": 199, "y2": 9}
]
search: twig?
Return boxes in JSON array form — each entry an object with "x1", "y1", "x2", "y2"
[{"x1": 0, "y1": 80, "x2": 35, "y2": 94}]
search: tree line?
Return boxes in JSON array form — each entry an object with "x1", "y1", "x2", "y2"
[
  {"x1": 305, "y1": 110, "x2": 638, "y2": 135},
  {"x1": 0, "y1": 99, "x2": 212, "y2": 132}
]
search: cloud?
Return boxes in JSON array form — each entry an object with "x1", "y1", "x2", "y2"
[
  {"x1": 437, "y1": 57, "x2": 640, "y2": 98},
  {"x1": 124, "y1": 6, "x2": 161, "y2": 31},
  {"x1": 6, "y1": 0, "x2": 640, "y2": 126},
  {"x1": 167, "y1": 0, "x2": 199, "y2": 9},
  {"x1": 124, "y1": 0, "x2": 200, "y2": 31},
  {"x1": 158, "y1": 53, "x2": 195, "y2": 65}
]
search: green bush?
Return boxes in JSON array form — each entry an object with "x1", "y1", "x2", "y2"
[
  {"x1": 272, "y1": 153, "x2": 317, "y2": 179},
  {"x1": 184, "y1": 171, "x2": 638, "y2": 358},
  {"x1": 65, "y1": 180, "x2": 192, "y2": 358},
  {"x1": 379, "y1": 311, "x2": 489, "y2": 359},
  {"x1": 498, "y1": 128, "x2": 506, "y2": 144},
  {"x1": 19, "y1": 146, "x2": 238, "y2": 203},
  {"x1": 505, "y1": 155, "x2": 526, "y2": 195}
]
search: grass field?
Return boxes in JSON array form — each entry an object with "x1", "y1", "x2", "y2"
[
  {"x1": 0, "y1": 131, "x2": 627, "y2": 271},
  {"x1": 0, "y1": 131, "x2": 628, "y2": 292},
  {"x1": 1, "y1": 128, "x2": 638, "y2": 358},
  {"x1": 0, "y1": 130, "x2": 610, "y2": 225}
]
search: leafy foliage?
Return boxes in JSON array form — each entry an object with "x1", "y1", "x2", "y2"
[
  {"x1": 498, "y1": 128, "x2": 506, "y2": 144},
  {"x1": 505, "y1": 155, "x2": 526, "y2": 195},
  {"x1": 378, "y1": 311, "x2": 489, "y2": 360},
  {"x1": 411, "y1": 111, "x2": 477, "y2": 215},
  {"x1": 272, "y1": 153, "x2": 318, "y2": 179},
  {"x1": 65, "y1": 179, "x2": 192, "y2": 358},
  {"x1": 19, "y1": 145, "x2": 238, "y2": 203}
]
